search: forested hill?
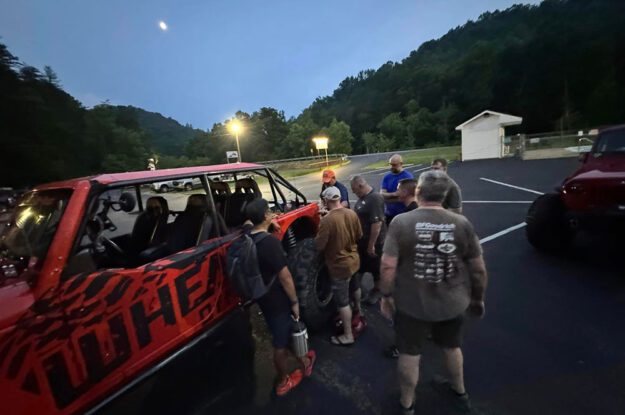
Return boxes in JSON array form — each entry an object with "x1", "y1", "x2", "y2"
[
  {"x1": 118, "y1": 106, "x2": 196, "y2": 156},
  {"x1": 1, "y1": 0, "x2": 624, "y2": 186},
  {"x1": 302, "y1": 0, "x2": 625, "y2": 153}
]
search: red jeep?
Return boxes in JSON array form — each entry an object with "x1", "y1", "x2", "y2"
[
  {"x1": 0, "y1": 163, "x2": 333, "y2": 414},
  {"x1": 526, "y1": 125, "x2": 625, "y2": 251}
]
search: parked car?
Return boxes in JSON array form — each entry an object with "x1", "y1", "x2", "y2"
[
  {"x1": 172, "y1": 177, "x2": 202, "y2": 191},
  {"x1": 526, "y1": 124, "x2": 625, "y2": 251},
  {"x1": 0, "y1": 163, "x2": 332, "y2": 415},
  {"x1": 151, "y1": 180, "x2": 175, "y2": 193}
]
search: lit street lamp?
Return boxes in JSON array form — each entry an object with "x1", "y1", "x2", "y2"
[
  {"x1": 227, "y1": 119, "x2": 243, "y2": 163},
  {"x1": 312, "y1": 136, "x2": 329, "y2": 166}
]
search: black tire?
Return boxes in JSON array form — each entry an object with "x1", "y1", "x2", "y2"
[
  {"x1": 526, "y1": 193, "x2": 574, "y2": 252},
  {"x1": 159, "y1": 184, "x2": 170, "y2": 193},
  {"x1": 184, "y1": 183, "x2": 193, "y2": 191},
  {"x1": 287, "y1": 237, "x2": 334, "y2": 331}
]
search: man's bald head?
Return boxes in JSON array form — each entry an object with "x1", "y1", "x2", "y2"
[{"x1": 389, "y1": 154, "x2": 404, "y2": 174}]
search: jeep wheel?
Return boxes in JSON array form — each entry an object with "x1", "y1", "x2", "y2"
[
  {"x1": 287, "y1": 237, "x2": 333, "y2": 331},
  {"x1": 184, "y1": 183, "x2": 193, "y2": 191},
  {"x1": 159, "y1": 184, "x2": 170, "y2": 193},
  {"x1": 526, "y1": 193, "x2": 574, "y2": 252}
]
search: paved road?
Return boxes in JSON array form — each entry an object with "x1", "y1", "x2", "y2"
[
  {"x1": 287, "y1": 149, "x2": 437, "y2": 202},
  {"x1": 101, "y1": 156, "x2": 625, "y2": 415}
]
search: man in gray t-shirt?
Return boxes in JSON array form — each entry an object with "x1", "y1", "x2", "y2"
[{"x1": 380, "y1": 170, "x2": 488, "y2": 413}]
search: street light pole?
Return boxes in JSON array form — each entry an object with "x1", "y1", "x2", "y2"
[
  {"x1": 228, "y1": 119, "x2": 243, "y2": 163},
  {"x1": 235, "y1": 131, "x2": 241, "y2": 163}
]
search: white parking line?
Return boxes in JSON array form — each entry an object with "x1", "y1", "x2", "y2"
[
  {"x1": 479, "y1": 222, "x2": 527, "y2": 244},
  {"x1": 480, "y1": 178, "x2": 544, "y2": 195},
  {"x1": 463, "y1": 200, "x2": 533, "y2": 204},
  {"x1": 413, "y1": 166, "x2": 431, "y2": 174}
]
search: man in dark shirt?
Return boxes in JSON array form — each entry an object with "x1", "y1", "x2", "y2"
[
  {"x1": 350, "y1": 175, "x2": 386, "y2": 305},
  {"x1": 431, "y1": 158, "x2": 462, "y2": 214},
  {"x1": 320, "y1": 169, "x2": 350, "y2": 208},
  {"x1": 384, "y1": 177, "x2": 418, "y2": 358},
  {"x1": 244, "y1": 199, "x2": 315, "y2": 397},
  {"x1": 397, "y1": 178, "x2": 418, "y2": 212}
]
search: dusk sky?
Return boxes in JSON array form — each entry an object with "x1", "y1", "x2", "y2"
[{"x1": 0, "y1": 0, "x2": 539, "y2": 130}]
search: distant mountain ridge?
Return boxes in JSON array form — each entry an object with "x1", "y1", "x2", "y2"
[
  {"x1": 114, "y1": 106, "x2": 197, "y2": 156},
  {"x1": 302, "y1": 0, "x2": 625, "y2": 153}
]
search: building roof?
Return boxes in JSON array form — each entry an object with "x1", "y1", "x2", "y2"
[{"x1": 455, "y1": 110, "x2": 523, "y2": 130}]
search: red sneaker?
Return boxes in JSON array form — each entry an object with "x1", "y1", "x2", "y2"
[
  {"x1": 304, "y1": 350, "x2": 316, "y2": 377},
  {"x1": 352, "y1": 314, "x2": 367, "y2": 337},
  {"x1": 276, "y1": 369, "x2": 303, "y2": 396}
]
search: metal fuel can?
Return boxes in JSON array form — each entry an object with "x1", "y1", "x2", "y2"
[{"x1": 291, "y1": 317, "x2": 309, "y2": 357}]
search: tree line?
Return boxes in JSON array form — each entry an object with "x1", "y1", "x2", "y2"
[{"x1": 1, "y1": 0, "x2": 624, "y2": 187}]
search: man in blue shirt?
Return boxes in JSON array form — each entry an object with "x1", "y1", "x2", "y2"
[
  {"x1": 381, "y1": 154, "x2": 413, "y2": 225},
  {"x1": 320, "y1": 169, "x2": 350, "y2": 208}
]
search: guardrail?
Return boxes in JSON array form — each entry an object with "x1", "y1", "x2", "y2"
[{"x1": 505, "y1": 130, "x2": 597, "y2": 160}]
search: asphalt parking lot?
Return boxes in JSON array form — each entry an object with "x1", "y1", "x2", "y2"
[{"x1": 101, "y1": 156, "x2": 625, "y2": 415}]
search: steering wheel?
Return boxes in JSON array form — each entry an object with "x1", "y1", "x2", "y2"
[{"x1": 99, "y1": 235, "x2": 125, "y2": 257}]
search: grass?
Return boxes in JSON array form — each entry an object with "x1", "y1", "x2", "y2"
[
  {"x1": 364, "y1": 146, "x2": 461, "y2": 170},
  {"x1": 276, "y1": 162, "x2": 348, "y2": 179}
]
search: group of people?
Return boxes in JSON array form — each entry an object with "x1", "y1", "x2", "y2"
[{"x1": 243, "y1": 155, "x2": 488, "y2": 414}]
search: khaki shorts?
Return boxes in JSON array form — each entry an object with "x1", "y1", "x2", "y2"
[{"x1": 395, "y1": 312, "x2": 464, "y2": 355}]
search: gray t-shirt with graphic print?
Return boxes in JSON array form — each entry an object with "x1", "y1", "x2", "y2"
[{"x1": 383, "y1": 208, "x2": 481, "y2": 321}]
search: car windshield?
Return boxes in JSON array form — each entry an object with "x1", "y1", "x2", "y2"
[
  {"x1": 0, "y1": 189, "x2": 72, "y2": 260},
  {"x1": 594, "y1": 129, "x2": 625, "y2": 153}
]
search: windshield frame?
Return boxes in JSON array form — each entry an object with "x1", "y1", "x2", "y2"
[
  {"x1": 593, "y1": 129, "x2": 625, "y2": 155},
  {"x1": 0, "y1": 189, "x2": 73, "y2": 279}
]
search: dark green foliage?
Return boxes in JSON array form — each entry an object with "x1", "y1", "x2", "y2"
[
  {"x1": 303, "y1": 0, "x2": 625, "y2": 153},
  {"x1": 1, "y1": 0, "x2": 624, "y2": 185},
  {"x1": 128, "y1": 106, "x2": 196, "y2": 156}
]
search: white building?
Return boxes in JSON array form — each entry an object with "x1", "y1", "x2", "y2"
[{"x1": 455, "y1": 110, "x2": 523, "y2": 161}]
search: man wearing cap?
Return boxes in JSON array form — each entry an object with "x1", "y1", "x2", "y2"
[
  {"x1": 315, "y1": 186, "x2": 363, "y2": 346},
  {"x1": 321, "y1": 169, "x2": 350, "y2": 208},
  {"x1": 431, "y1": 158, "x2": 462, "y2": 214},
  {"x1": 381, "y1": 154, "x2": 414, "y2": 225}
]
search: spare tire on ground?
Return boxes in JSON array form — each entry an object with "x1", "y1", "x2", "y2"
[
  {"x1": 526, "y1": 193, "x2": 574, "y2": 253},
  {"x1": 287, "y1": 237, "x2": 334, "y2": 331}
]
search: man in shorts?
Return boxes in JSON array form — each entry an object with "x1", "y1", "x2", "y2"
[
  {"x1": 383, "y1": 177, "x2": 418, "y2": 358},
  {"x1": 431, "y1": 158, "x2": 463, "y2": 214},
  {"x1": 350, "y1": 175, "x2": 387, "y2": 305},
  {"x1": 380, "y1": 170, "x2": 488, "y2": 414},
  {"x1": 315, "y1": 186, "x2": 362, "y2": 346},
  {"x1": 244, "y1": 199, "x2": 316, "y2": 396}
]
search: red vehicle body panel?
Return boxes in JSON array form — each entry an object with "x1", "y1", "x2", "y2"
[
  {"x1": 561, "y1": 143, "x2": 625, "y2": 214},
  {"x1": 0, "y1": 165, "x2": 319, "y2": 414}
]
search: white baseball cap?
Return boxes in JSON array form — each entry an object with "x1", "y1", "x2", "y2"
[{"x1": 321, "y1": 186, "x2": 341, "y2": 200}]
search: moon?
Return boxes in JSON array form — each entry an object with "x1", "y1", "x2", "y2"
[{"x1": 159, "y1": 21, "x2": 168, "y2": 31}]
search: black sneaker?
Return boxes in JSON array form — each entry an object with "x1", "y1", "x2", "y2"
[
  {"x1": 398, "y1": 401, "x2": 415, "y2": 415},
  {"x1": 384, "y1": 345, "x2": 400, "y2": 358},
  {"x1": 431, "y1": 375, "x2": 472, "y2": 413}
]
